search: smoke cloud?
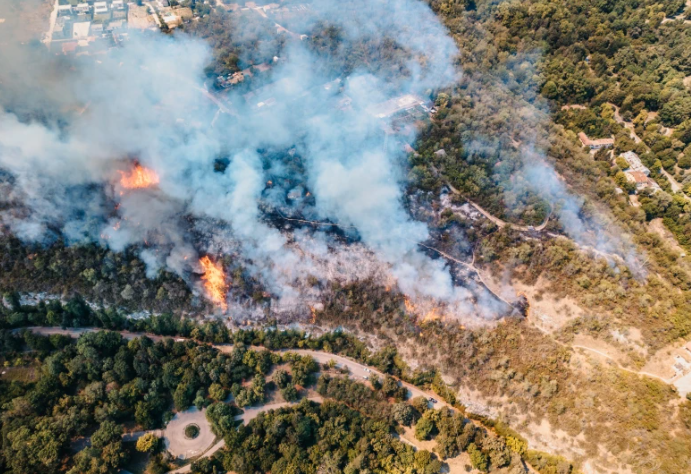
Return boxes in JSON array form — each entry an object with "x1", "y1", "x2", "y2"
[
  {"x1": 0, "y1": 0, "x2": 511, "y2": 322},
  {"x1": 452, "y1": 53, "x2": 641, "y2": 273}
]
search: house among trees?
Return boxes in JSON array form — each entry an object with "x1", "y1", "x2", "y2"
[
  {"x1": 578, "y1": 132, "x2": 614, "y2": 149},
  {"x1": 620, "y1": 151, "x2": 649, "y2": 175},
  {"x1": 624, "y1": 170, "x2": 660, "y2": 192}
]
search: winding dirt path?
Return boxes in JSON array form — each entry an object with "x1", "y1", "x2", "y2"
[
  {"x1": 25, "y1": 325, "x2": 678, "y2": 397},
  {"x1": 570, "y1": 345, "x2": 671, "y2": 384},
  {"x1": 444, "y1": 183, "x2": 551, "y2": 232},
  {"x1": 273, "y1": 212, "x2": 521, "y2": 312},
  {"x1": 22, "y1": 327, "x2": 458, "y2": 472},
  {"x1": 529, "y1": 324, "x2": 675, "y2": 386}
]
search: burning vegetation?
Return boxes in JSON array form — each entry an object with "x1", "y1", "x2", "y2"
[
  {"x1": 404, "y1": 296, "x2": 443, "y2": 323},
  {"x1": 199, "y1": 256, "x2": 228, "y2": 310},
  {"x1": 119, "y1": 164, "x2": 160, "y2": 189}
]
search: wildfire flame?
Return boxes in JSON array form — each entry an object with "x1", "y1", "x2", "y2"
[
  {"x1": 404, "y1": 296, "x2": 443, "y2": 323},
  {"x1": 199, "y1": 256, "x2": 227, "y2": 310},
  {"x1": 404, "y1": 297, "x2": 416, "y2": 313},
  {"x1": 119, "y1": 164, "x2": 160, "y2": 189},
  {"x1": 422, "y1": 307, "x2": 441, "y2": 322}
]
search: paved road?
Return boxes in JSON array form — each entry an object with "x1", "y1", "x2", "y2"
[
  {"x1": 287, "y1": 349, "x2": 451, "y2": 410},
  {"x1": 24, "y1": 327, "x2": 454, "y2": 471}
]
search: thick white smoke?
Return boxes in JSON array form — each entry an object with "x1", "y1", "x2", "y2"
[{"x1": 0, "y1": 0, "x2": 509, "y2": 321}]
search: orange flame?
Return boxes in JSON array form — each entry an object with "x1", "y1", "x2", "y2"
[
  {"x1": 403, "y1": 297, "x2": 416, "y2": 313},
  {"x1": 199, "y1": 256, "x2": 227, "y2": 310},
  {"x1": 404, "y1": 296, "x2": 443, "y2": 323},
  {"x1": 119, "y1": 164, "x2": 160, "y2": 189},
  {"x1": 422, "y1": 308, "x2": 441, "y2": 322}
]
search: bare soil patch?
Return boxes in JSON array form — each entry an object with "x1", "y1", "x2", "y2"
[
  {"x1": 648, "y1": 218, "x2": 686, "y2": 256},
  {"x1": 509, "y1": 276, "x2": 585, "y2": 333},
  {"x1": 0, "y1": 0, "x2": 53, "y2": 42},
  {"x1": 642, "y1": 339, "x2": 691, "y2": 380},
  {"x1": 0, "y1": 366, "x2": 37, "y2": 382},
  {"x1": 399, "y1": 426, "x2": 477, "y2": 473}
]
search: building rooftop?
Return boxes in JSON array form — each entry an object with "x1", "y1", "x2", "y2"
[
  {"x1": 620, "y1": 151, "x2": 649, "y2": 175},
  {"x1": 369, "y1": 94, "x2": 427, "y2": 119},
  {"x1": 72, "y1": 21, "x2": 91, "y2": 39},
  {"x1": 578, "y1": 132, "x2": 614, "y2": 148},
  {"x1": 62, "y1": 42, "x2": 78, "y2": 54},
  {"x1": 625, "y1": 171, "x2": 649, "y2": 184}
]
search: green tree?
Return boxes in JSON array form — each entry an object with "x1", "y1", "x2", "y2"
[
  {"x1": 468, "y1": 443, "x2": 489, "y2": 472},
  {"x1": 415, "y1": 414, "x2": 435, "y2": 440},
  {"x1": 281, "y1": 383, "x2": 299, "y2": 402},
  {"x1": 392, "y1": 402, "x2": 415, "y2": 426},
  {"x1": 136, "y1": 432, "x2": 160, "y2": 452},
  {"x1": 209, "y1": 383, "x2": 228, "y2": 401},
  {"x1": 273, "y1": 368, "x2": 290, "y2": 388}
]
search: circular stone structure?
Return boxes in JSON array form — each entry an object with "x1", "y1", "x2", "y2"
[
  {"x1": 184, "y1": 424, "x2": 200, "y2": 439},
  {"x1": 163, "y1": 407, "x2": 215, "y2": 460}
]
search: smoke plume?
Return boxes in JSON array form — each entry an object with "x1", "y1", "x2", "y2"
[{"x1": 0, "y1": 0, "x2": 512, "y2": 321}]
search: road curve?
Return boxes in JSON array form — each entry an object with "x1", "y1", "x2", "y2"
[
  {"x1": 21, "y1": 327, "x2": 452, "y2": 472},
  {"x1": 23, "y1": 327, "x2": 450, "y2": 412},
  {"x1": 167, "y1": 399, "x2": 323, "y2": 474},
  {"x1": 444, "y1": 182, "x2": 551, "y2": 232}
]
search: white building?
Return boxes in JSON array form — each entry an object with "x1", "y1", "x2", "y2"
[
  {"x1": 620, "y1": 151, "x2": 649, "y2": 176},
  {"x1": 72, "y1": 21, "x2": 91, "y2": 39},
  {"x1": 57, "y1": 4, "x2": 73, "y2": 15},
  {"x1": 93, "y1": 1, "x2": 109, "y2": 14}
]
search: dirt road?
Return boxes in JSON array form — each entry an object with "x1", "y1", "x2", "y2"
[
  {"x1": 42, "y1": 0, "x2": 59, "y2": 44},
  {"x1": 21, "y1": 326, "x2": 560, "y2": 473},
  {"x1": 23, "y1": 327, "x2": 457, "y2": 472},
  {"x1": 144, "y1": 2, "x2": 162, "y2": 27},
  {"x1": 444, "y1": 182, "x2": 550, "y2": 232},
  {"x1": 168, "y1": 399, "x2": 323, "y2": 473},
  {"x1": 21, "y1": 327, "x2": 443, "y2": 406}
]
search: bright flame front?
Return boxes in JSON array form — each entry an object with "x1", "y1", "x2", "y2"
[
  {"x1": 119, "y1": 164, "x2": 160, "y2": 189},
  {"x1": 199, "y1": 256, "x2": 227, "y2": 310}
]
